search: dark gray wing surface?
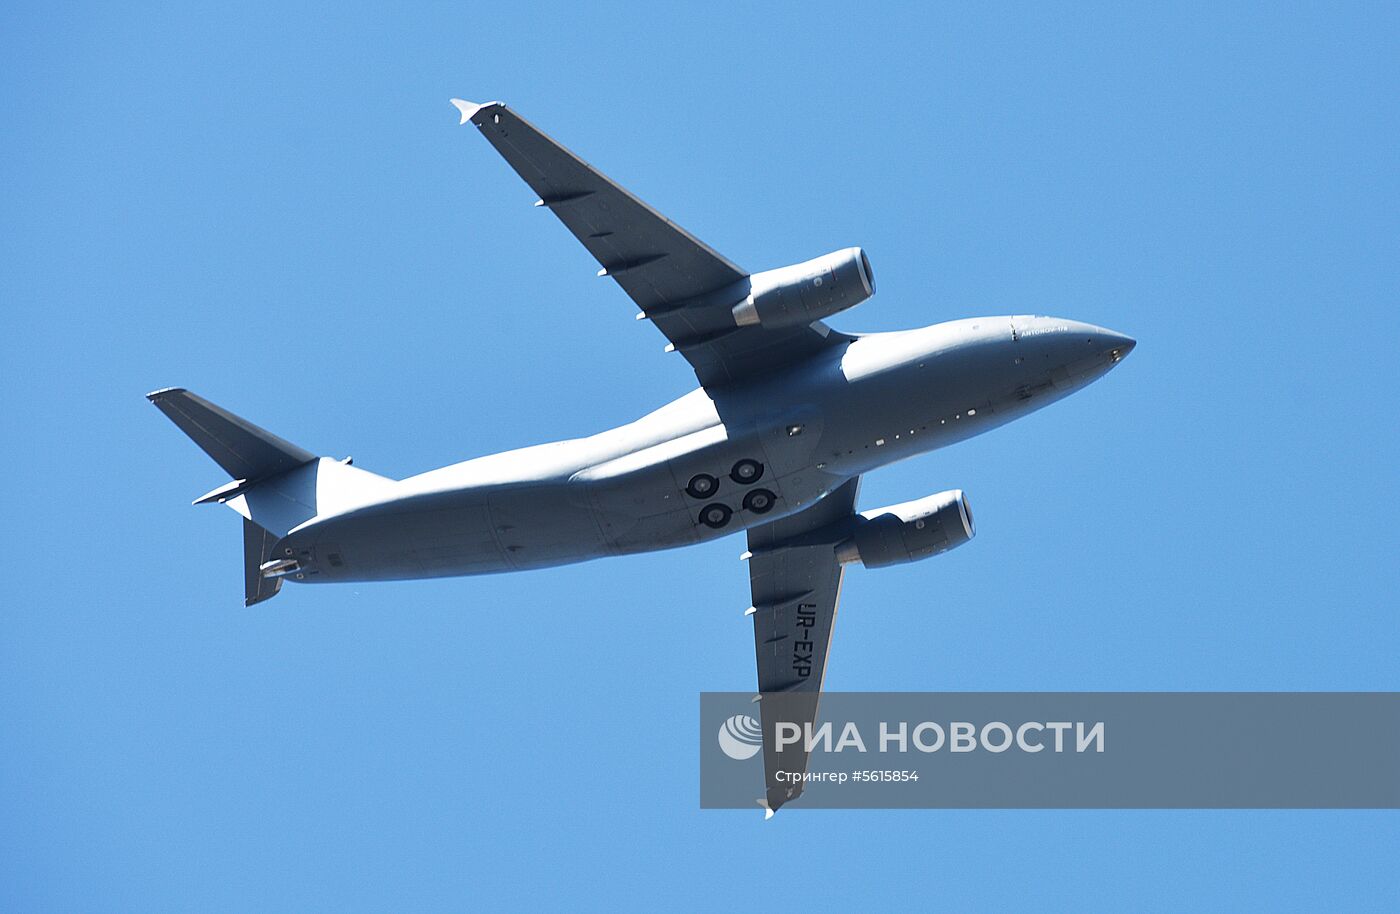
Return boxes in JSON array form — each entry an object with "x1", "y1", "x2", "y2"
[
  {"x1": 746, "y1": 477, "x2": 861, "y2": 813},
  {"x1": 453, "y1": 99, "x2": 848, "y2": 388}
]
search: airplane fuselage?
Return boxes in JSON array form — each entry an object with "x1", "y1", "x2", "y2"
[{"x1": 277, "y1": 315, "x2": 1132, "y2": 583}]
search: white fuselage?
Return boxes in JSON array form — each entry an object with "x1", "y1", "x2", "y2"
[{"x1": 277, "y1": 316, "x2": 1132, "y2": 582}]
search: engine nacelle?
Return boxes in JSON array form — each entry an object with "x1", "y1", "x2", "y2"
[
  {"x1": 732, "y1": 247, "x2": 874, "y2": 329},
  {"x1": 835, "y1": 490, "x2": 975, "y2": 568}
]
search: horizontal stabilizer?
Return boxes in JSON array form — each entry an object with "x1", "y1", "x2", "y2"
[{"x1": 147, "y1": 388, "x2": 317, "y2": 481}]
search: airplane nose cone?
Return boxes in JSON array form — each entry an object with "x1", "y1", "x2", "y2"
[
  {"x1": 1037, "y1": 319, "x2": 1137, "y2": 389},
  {"x1": 1059, "y1": 321, "x2": 1137, "y2": 360},
  {"x1": 1103, "y1": 330, "x2": 1136, "y2": 364}
]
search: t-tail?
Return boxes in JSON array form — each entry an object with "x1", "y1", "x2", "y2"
[{"x1": 146, "y1": 388, "x2": 394, "y2": 606}]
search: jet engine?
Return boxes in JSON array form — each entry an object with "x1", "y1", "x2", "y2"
[
  {"x1": 835, "y1": 490, "x2": 975, "y2": 568},
  {"x1": 732, "y1": 247, "x2": 875, "y2": 329}
]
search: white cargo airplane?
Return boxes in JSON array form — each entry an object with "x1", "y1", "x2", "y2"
[{"x1": 149, "y1": 99, "x2": 1134, "y2": 813}]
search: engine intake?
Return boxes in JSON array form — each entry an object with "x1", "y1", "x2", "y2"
[
  {"x1": 732, "y1": 247, "x2": 874, "y2": 329},
  {"x1": 835, "y1": 490, "x2": 975, "y2": 568}
]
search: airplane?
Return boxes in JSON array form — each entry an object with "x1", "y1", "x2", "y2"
[{"x1": 148, "y1": 98, "x2": 1135, "y2": 815}]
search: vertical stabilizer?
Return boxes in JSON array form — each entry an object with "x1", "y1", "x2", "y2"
[{"x1": 243, "y1": 519, "x2": 283, "y2": 606}]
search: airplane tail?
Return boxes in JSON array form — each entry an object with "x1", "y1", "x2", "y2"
[{"x1": 146, "y1": 388, "x2": 396, "y2": 605}]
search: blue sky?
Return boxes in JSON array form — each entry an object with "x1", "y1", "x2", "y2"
[{"x1": 2, "y1": 1, "x2": 1396, "y2": 910}]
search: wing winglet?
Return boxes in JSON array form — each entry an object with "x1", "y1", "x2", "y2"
[{"x1": 449, "y1": 98, "x2": 499, "y2": 125}]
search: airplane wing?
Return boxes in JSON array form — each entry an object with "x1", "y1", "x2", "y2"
[
  {"x1": 452, "y1": 99, "x2": 849, "y2": 388},
  {"x1": 746, "y1": 476, "x2": 861, "y2": 815}
]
